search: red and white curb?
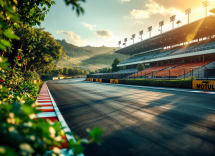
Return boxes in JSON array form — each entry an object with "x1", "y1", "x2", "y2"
[{"x1": 36, "y1": 82, "x2": 84, "y2": 156}]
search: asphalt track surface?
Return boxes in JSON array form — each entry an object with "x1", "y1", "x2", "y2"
[{"x1": 47, "y1": 79, "x2": 215, "y2": 156}]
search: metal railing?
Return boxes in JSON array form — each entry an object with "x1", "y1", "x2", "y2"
[{"x1": 87, "y1": 68, "x2": 215, "y2": 80}]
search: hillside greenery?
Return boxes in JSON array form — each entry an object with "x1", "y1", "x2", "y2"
[
  {"x1": 56, "y1": 39, "x2": 95, "y2": 58},
  {"x1": 82, "y1": 45, "x2": 119, "y2": 54},
  {"x1": 55, "y1": 40, "x2": 126, "y2": 68},
  {"x1": 82, "y1": 52, "x2": 127, "y2": 66}
]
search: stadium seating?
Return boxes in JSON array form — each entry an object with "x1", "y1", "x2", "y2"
[
  {"x1": 130, "y1": 64, "x2": 180, "y2": 77},
  {"x1": 170, "y1": 43, "x2": 198, "y2": 55},
  {"x1": 118, "y1": 39, "x2": 215, "y2": 67},
  {"x1": 115, "y1": 68, "x2": 137, "y2": 73},
  {"x1": 119, "y1": 49, "x2": 160, "y2": 65},
  {"x1": 155, "y1": 60, "x2": 213, "y2": 78},
  {"x1": 152, "y1": 47, "x2": 180, "y2": 59}
]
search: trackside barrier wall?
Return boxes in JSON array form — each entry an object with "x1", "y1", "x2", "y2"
[
  {"x1": 41, "y1": 75, "x2": 87, "y2": 81},
  {"x1": 110, "y1": 79, "x2": 119, "y2": 84},
  {"x1": 86, "y1": 78, "x2": 214, "y2": 91},
  {"x1": 192, "y1": 80, "x2": 215, "y2": 91}
]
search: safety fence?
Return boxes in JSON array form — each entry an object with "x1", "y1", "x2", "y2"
[{"x1": 87, "y1": 68, "x2": 215, "y2": 80}]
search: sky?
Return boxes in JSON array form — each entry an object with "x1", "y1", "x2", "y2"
[{"x1": 41, "y1": 0, "x2": 215, "y2": 47}]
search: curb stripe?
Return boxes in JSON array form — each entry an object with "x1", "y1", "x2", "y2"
[{"x1": 45, "y1": 82, "x2": 84, "y2": 156}]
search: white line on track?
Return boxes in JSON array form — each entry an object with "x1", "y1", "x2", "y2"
[{"x1": 36, "y1": 100, "x2": 52, "y2": 101}]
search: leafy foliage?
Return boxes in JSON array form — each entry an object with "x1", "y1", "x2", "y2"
[
  {"x1": 50, "y1": 67, "x2": 87, "y2": 76},
  {"x1": 89, "y1": 68, "x2": 112, "y2": 74},
  {"x1": 137, "y1": 63, "x2": 145, "y2": 72},
  {"x1": 18, "y1": 80, "x2": 39, "y2": 97},
  {"x1": 111, "y1": 58, "x2": 124, "y2": 72},
  {"x1": 0, "y1": 0, "x2": 104, "y2": 155},
  {"x1": 0, "y1": 57, "x2": 104, "y2": 156},
  {"x1": 5, "y1": 27, "x2": 63, "y2": 76}
]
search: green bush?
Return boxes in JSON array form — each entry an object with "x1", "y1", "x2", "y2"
[
  {"x1": 24, "y1": 72, "x2": 39, "y2": 81},
  {"x1": 0, "y1": 57, "x2": 104, "y2": 156},
  {"x1": 0, "y1": 85, "x2": 104, "y2": 156},
  {"x1": 137, "y1": 63, "x2": 145, "y2": 72},
  {"x1": 118, "y1": 79, "x2": 192, "y2": 89},
  {"x1": 18, "y1": 81, "x2": 39, "y2": 97}
]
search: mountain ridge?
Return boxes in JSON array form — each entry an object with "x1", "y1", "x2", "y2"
[{"x1": 56, "y1": 39, "x2": 126, "y2": 69}]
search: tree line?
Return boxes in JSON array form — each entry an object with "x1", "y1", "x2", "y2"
[{"x1": 51, "y1": 67, "x2": 87, "y2": 76}]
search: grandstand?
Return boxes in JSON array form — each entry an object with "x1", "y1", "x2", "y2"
[
  {"x1": 113, "y1": 15, "x2": 215, "y2": 79},
  {"x1": 87, "y1": 15, "x2": 215, "y2": 80}
]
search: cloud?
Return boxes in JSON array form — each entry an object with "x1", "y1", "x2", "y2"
[
  {"x1": 130, "y1": 10, "x2": 150, "y2": 19},
  {"x1": 121, "y1": 0, "x2": 130, "y2": 1},
  {"x1": 94, "y1": 29, "x2": 113, "y2": 38},
  {"x1": 129, "y1": 0, "x2": 181, "y2": 19},
  {"x1": 56, "y1": 30, "x2": 85, "y2": 46},
  {"x1": 152, "y1": 0, "x2": 202, "y2": 11},
  {"x1": 82, "y1": 22, "x2": 113, "y2": 39},
  {"x1": 82, "y1": 22, "x2": 96, "y2": 31},
  {"x1": 135, "y1": 21, "x2": 144, "y2": 24}
]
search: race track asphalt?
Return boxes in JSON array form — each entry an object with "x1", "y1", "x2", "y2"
[{"x1": 47, "y1": 78, "x2": 215, "y2": 156}]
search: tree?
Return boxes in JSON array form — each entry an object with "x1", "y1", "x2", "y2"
[
  {"x1": 63, "y1": 67, "x2": 68, "y2": 75},
  {"x1": 58, "y1": 68, "x2": 63, "y2": 75},
  {"x1": 68, "y1": 68, "x2": 74, "y2": 75},
  {"x1": 5, "y1": 27, "x2": 62, "y2": 77},
  {"x1": 137, "y1": 63, "x2": 145, "y2": 71},
  {"x1": 112, "y1": 58, "x2": 121, "y2": 72}
]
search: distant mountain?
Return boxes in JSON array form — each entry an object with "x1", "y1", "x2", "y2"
[
  {"x1": 56, "y1": 39, "x2": 95, "y2": 58},
  {"x1": 56, "y1": 40, "x2": 126, "y2": 69},
  {"x1": 82, "y1": 45, "x2": 119, "y2": 55}
]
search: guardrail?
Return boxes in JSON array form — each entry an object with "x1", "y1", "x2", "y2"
[{"x1": 86, "y1": 78, "x2": 215, "y2": 91}]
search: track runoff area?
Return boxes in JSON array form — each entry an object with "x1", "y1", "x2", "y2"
[{"x1": 46, "y1": 78, "x2": 215, "y2": 156}]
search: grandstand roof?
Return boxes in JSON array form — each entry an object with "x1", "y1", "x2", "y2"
[{"x1": 115, "y1": 15, "x2": 215, "y2": 55}]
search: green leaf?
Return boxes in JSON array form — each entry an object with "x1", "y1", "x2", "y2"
[
  {"x1": 4, "y1": 29, "x2": 19, "y2": 40},
  {"x1": 0, "y1": 43, "x2": 6, "y2": 50},
  {"x1": 13, "y1": 0, "x2": 18, "y2": 5},
  {"x1": 87, "y1": 127, "x2": 104, "y2": 138},
  {"x1": 80, "y1": 139, "x2": 89, "y2": 144},
  {"x1": 0, "y1": 39, "x2": 11, "y2": 47}
]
